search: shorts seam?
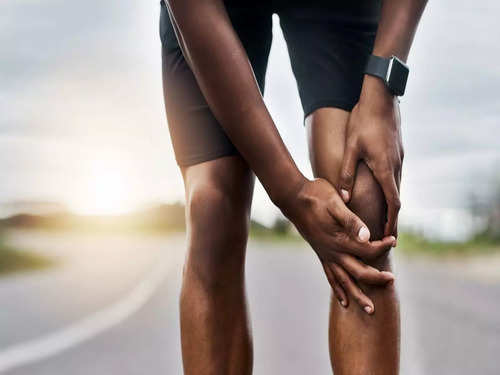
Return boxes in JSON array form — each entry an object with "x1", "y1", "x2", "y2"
[
  {"x1": 303, "y1": 98, "x2": 358, "y2": 121},
  {"x1": 176, "y1": 148, "x2": 239, "y2": 167}
]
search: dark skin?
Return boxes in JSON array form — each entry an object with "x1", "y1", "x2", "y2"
[
  {"x1": 340, "y1": 0, "x2": 429, "y2": 238},
  {"x1": 167, "y1": 0, "x2": 396, "y2": 307},
  {"x1": 166, "y1": 0, "x2": 427, "y2": 373},
  {"x1": 180, "y1": 156, "x2": 255, "y2": 375},
  {"x1": 307, "y1": 108, "x2": 401, "y2": 374}
]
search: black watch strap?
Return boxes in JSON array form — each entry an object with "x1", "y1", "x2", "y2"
[
  {"x1": 364, "y1": 55, "x2": 390, "y2": 82},
  {"x1": 364, "y1": 54, "x2": 409, "y2": 96}
]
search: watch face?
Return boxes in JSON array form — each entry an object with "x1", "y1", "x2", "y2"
[{"x1": 387, "y1": 57, "x2": 409, "y2": 96}]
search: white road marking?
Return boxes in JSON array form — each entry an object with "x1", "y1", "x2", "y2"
[
  {"x1": 0, "y1": 252, "x2": 172, "y2": 373},
  {"x1": 395, "y1": 257, "x2": 426, "y2": 375}
]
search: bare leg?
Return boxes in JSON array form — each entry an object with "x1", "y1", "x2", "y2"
[
  {"x1": 307, "y1": 108, "x2": 400, "y2": 375},
  {"x1": 180, "y1": 155, "x2": 255, "y2": 375}
]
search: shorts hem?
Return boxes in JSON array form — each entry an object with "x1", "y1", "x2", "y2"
[
  {"x1": 303, "y1": 99, "x2": 358, "y2": 122},
  {"x1": 176, "y1": 149, "x2": 239, "y2": 167}
]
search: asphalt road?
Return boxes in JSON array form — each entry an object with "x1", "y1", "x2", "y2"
[{"x1": 0, "y1": 231, "x2": 499, "y2": 374}]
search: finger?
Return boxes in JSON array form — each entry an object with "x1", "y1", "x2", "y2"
[
  {"x1": 330, "y1": 262, "x2": 374, "y2": 314},
  {"x1": 327, "y1": 195, "x2": 371, "y2": 243},
  {"x1": 394, "y1": 167, "x2": 402, "y2": 239},
  {"x1": 397, "y1": 162, "x2": 403, "y2": 188},
  {"x1": 321, "y1": 261, "x2": 348, "y2": 307},
  {"x1": 330, "y1": 232, "x2": 396, "y2": 260},
  {"x1": 337, "y1": 253, "x2": 394, "y2": 285},
  {"x1": 360, "y1": 236, "x2": 397, "y2": 260},
  {"x1": 374, "y1": 169, "x2": 401, "y2": 237},
  {"x1": 339, "y1": 142, "x2": 359, "y2": 203}
]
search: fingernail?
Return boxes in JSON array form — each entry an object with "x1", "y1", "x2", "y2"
[
  {"x1": 390, "y1": 236, "x2": 397, "y2": 247},
  {"x1": 341, "y1": 300, "x2": 347, "y2": 307},
  {"x1": 358, "y1": 226, "x2": 370, "y2": 242},
  {"x1": 382, "y1": 271, "x2": 394, "y2": 280},
  {"x1": 364, "y1": 306, "x2": 373, "y2": 314},
  {"x1": 341, "y1": 189, "x2": 349, "y2": 202}
]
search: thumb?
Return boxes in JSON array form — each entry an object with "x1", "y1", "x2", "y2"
[
  {"x1": 339, "y1": 143, "x2": 358, "y2": 203},
  {"x1": 328, "y1": 197, "x2": 371, "y2": 243},
  {"x1": 346, "y1": 211, "x2": 371, "y2": 243}
]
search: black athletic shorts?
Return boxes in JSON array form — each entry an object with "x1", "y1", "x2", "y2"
[{"x1": 160, "y1": 0, "x2": 381, "y2": 167}]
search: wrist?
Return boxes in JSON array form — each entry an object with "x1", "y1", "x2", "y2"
[
  {"x1": 269, "y1": 170, "x2": 307, "y2": 212},
  {"x1": 359, "y1": 75, "x2": 397, "y2": 113}
]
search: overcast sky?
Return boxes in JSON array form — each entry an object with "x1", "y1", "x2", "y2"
[{"x1": 1, "y1": 0, "x2": 499, "y2": 239}]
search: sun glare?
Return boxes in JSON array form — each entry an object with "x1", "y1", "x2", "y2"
[{"x1": 70, "y1": 161, "x2": 134, "y2": 216}]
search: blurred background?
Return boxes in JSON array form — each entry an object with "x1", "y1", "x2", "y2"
[{"x1": 1, "y1": 0, "x2": 499, "y2": 374}]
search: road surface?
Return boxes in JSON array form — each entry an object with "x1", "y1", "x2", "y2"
[{"x1": 0, "y1": 230, "x2": 498, "y2": 374}]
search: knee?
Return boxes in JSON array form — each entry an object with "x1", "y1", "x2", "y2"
[
  {"x1": 348, "y1": 162, "x2": 385, "y2": 239},
  {"x1": 184, "y1": 179, "x2": 250, "y2": 287},
  {"x1": 186, "y1": 181, "x2": 249, "y2": 247},
  {"x1": 348, "y1": 162, "x2": 391, "y2": 269}
]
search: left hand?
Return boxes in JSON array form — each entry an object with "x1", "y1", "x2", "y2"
[
  {"x1": 321, "y1": 254, "x2": 394, "y2": 314},
  {"x1": 339, "y1": 75, "x2": 404, "y2": 237}
]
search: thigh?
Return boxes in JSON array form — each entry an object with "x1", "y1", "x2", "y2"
[
  {"x1": 160, "y1": 1, "x2": 273, "y2": 167},
  {"x1": 306, "y1": 108, "x2": 348, "y2": 184}
]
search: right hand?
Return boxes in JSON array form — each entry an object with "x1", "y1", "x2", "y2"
[
  {"x1": 280, "y1": 178, "x2": 396, "y2": 312},
  {"x1": 281, "y1": 178, "x2": 396, "y2": 262}
]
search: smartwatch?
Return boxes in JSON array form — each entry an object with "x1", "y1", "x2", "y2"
[{"x1": 364, "y1": 55, "x2": 409, "y2": 96}]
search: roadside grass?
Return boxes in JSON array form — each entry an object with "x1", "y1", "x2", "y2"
[
  {"x1": 0, "y1": 234, "x2": 55, "y2": 276},
  {"x1": 249, "y1": 223, "x2": 302, "y2": 243},
  {"x1": 397, "y1": 231, "x2": 500, "y2": 257},
  {"x1": 250, "y1": 228, "x2": 500, "y2": 257}
]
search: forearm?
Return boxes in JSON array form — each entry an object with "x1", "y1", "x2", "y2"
[
  {"x1": 372, "y1": 0, "x2": 428, "y2": 60},
  {"x1": 166, "y1": 0, "x2": 305, "y2": 204},
  {"x1": 361, "y1": 0, "x2": 427, "y2": 104}
]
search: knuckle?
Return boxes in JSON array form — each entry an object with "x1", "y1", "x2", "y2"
[
  {"x1": 392, "y1": 198, "x2": 402, "y2": 211},
  {"x1": 341, "y1": 170, "x2": 354, "y2": 186},
  {"x1": 338, "y1": 275, "x2": 350, "y2": 288},
  {"x1": 330, "y1": 230, "x2": 342, "y2": 242},
  {"x1": 344, "y1": 214, "x2": 357, "y2": 233},
  {"x1": 298, "y1": 190, "x2": 315, "y2": 208},
  {"x1": 327, "y1": 196, "x2": 339, "y2": 211},
  {"x1": 354, "y1": 294, "x2": 364, "y2": 305}
]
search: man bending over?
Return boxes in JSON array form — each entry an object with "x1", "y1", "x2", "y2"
[{"x1": 159, "y1": 0, "x2": 427, "y2": 373}]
